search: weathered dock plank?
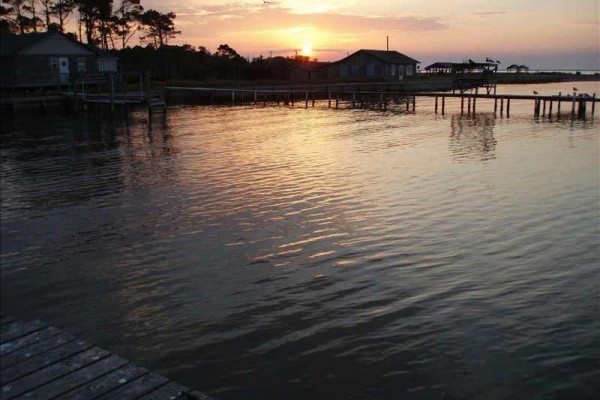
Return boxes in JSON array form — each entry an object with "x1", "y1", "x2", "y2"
[
  {"x1": 0, "y1": 332, "x2": 75, "y2": 369},
  {"x1": 0, "y1": 315, "x2": 17, "y2": 327},
  {"x1": 0, "y1": 320, "x2": 47, "y2": 344},
  {"x1": 17, "y1": 354, "x2": 129, "y2": 400},
  {"x1": 0, "y1": 326, "x2": 61, "y2": 356},
  {"x1": 0, "y1": 318, "x2": 214, "y2": 400},
  {"x1": 139, "y1": 381, "x2": 189, "y2": 400},
  {"x1": 0, "y1": 347, "x2": 109, "y2": 399},
  {"x1": 1, "y1": 339, "x2": 91, "y2": 385},
  {"x1": 95, "y1": 372, "x2": 169, "y2": 400},
  {"x1": 59, "y1": 363, "x2": 148, "y2": 400}
]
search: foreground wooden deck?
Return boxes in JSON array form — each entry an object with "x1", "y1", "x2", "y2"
[{"x1": 0, "y1": 315, "x2": 212, "y2": 400}]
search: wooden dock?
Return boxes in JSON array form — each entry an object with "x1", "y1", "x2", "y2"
[
  {"x1": 0, "y1": 315, "x2": 212, "y2": 400},
  {"x1": 165, "y1": 86, "x2": 598, "y2": 119}
]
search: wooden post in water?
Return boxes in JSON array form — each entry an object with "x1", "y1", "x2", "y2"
[
  {"x1": 305, "y1": 90, "x2": 308, "y2": 108},
  {"x1": 506, "y1": 98, "x2": 511, "y2": 118},
  {"x1": 412, "y1": 95, "x2": 416, "y2": 112},
  {"x1": 328, "y1": 89, "x2": 331, "y2": 108},
  {"x1": 549, "y1": 99, "x2": 553, "y2": 117},
  {"x1": 557, "y1": 93, "x2": 562, "y2": 116},
  {"x1": 571, "y1": 91, "x2": 577, "y2": 118},
  {"x1": 577, "y1": 99, "x2": 586, "y2": 119},
  {"x1": 461, "y1": 96, "x2": 465, "y2": 114},
  {"x1": 542, "y1": 100, "x2": 547, "y2": 117},
  {"x1": 494, "y1": 97, "x2": 498, "y2": 113},
  {"x1": 336, "y1": 92, "x2": 339, "y2": 109},
  {"x1": 144, "y1": 70, "x2": 151, "y2": 110},
  {"x1": 592, "y1": 93, "x2": 596, "y2": 117},
  {"x1": 406, "y1": 95, "x2": 410, "y2": 112},
  {"x1": 467, "y1": 96, "x2": 471, "y2": 115},
  {"x1": 435, "y1": 96, "x2": 438, "y2": 114},
  {"x1": 473, "y1": 88, "x2": 478, "y2": 114},
  {"x1": 441, "y1": 96, "x2": 445, "y2": 116},
  {"x1": 500, "y1": 97, "x2": 504, "y2": 116},
  {"x1": 108, "y1": 74, "x2": 115, "y2": 112}
]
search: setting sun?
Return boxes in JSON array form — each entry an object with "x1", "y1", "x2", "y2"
[{"x1": 302, "y1": 43, "x2": 312, "y2": 57}]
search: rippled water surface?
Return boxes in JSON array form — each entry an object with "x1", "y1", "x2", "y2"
[{"x1": 1, "y1": 82, "x2": 599, "y2": 399}]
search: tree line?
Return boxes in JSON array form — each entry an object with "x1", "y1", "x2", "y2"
[
  {"x1": 0, "y1": 0, "x2": 315, "y2": 81},
  {"x1": 0, "y1": 1, "x2": 180, "y2": 49}
]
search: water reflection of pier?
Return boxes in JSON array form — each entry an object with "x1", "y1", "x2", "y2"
[{"x1": 449, "y1": 114, "x2": 497, "y2": 162}]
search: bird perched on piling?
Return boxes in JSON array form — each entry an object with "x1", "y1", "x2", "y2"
[
  {"x1": 533, "y1": 91, "x2": 539, "y2": 95},
  {"x1": 573, "y1": 87, "x2": 578, "y2": 91}
]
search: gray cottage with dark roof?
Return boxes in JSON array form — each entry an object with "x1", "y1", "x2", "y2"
[
  {"x1": 328, "y1": 49, "x2": 420, "y2": 82},
  {"x1": 0, "y1": 32, "x2": 118, "y2": 89}
]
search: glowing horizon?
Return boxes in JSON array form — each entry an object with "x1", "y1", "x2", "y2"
[{"x1": 34, "y1": 0, "x2": 600, "y2": 69}]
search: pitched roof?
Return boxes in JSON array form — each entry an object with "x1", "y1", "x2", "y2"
[
  {"x1": 424, "y1": 62, "x2": 455, "y2": 70},
  {"x1": 0, "y1": 33, "x2": 51, "y2": 56},
  {"x1": 0, "y1": 32, "x2": 113, "y2": 58},
  {"x1": 360, "y1": 49, "x2": 420, "y2": 64},
  {"x1": 333, "y1": 49, "x2": 420, "y2": 65}
]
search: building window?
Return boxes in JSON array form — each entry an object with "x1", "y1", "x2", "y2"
[
  {"x1": 391, "y1": 65, "x2": 396, "y2": 76},
  {"x1": 340, "y1": 65, "x2": 348, "y2": 77},
  {"x1": 352, "y1": 64, "x2": 359, "y2": 74},
  {"x1": 77, "y1": 57, "x2": 86, "y2": 73},
  {"x1": 406, "y1": 65, "x2": 414, "y2": 76},
  {"x1": 367, "y1": 64, "x2": 375, "y2": 76},
  {"x1": 50, "y1": 58, "x2": 58, "y2": 70}
]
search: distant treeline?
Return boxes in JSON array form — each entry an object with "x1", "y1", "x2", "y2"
[{"x1": 118, "y1": 44, "x2": 311, "y2": 81}]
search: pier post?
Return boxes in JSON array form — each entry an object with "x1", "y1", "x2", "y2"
[
  {"x1": 336, "y1": 92, "x2": 339, "y2": 109},
  {"x1": 328, "y1": 89, "x2": 331, "y2": 108},
  {"x1": 577, "y1": 99, "x2": 586, "y2": 119},
  {"x1": 305, "y1": 90, "x2": 308, "y2": 108},
  {"x1": 507, "y1": 98, "x2": 511, "y2": 118},
  {"x1": 592, "y1": 93, "x2": 596, "y2": 117},
  {"x1": 534, "y1": 98, "x2": 540, "y2": 117},
  {"x1": 435, "y1": 96, "x2": 438, "y2": 114},
  {"x1": 494, "y1": 97, "x2": 498, "y2": 114},
  {"x1": 549, "y1": 100, "x2": 553, "y2": 117},
  {"x1": 557, "y1": 93, "x2": 562, "y2": 116},
  {"x1": 144, "y1": 70, "x2": 151, "y2": 110},
  {"x1": 361, "y1": 93, "x2": 364, "y2": 108},
  {"x1": 412, "y1": 95, "x2": 416, "y2": 112},
  {"x1": 467, "y1": 96, "x2": 471, "y2": 115},
  {"x1": 500, "y1": 97, "x2": 504, "y2": 116},
  {"x1": 473, "y1": 88, "x2": 478, "y2": 114},
  {"x1": 108, "y1": 74, "x2": 115, "y2": 112},
  {"x1": 542, "y1": 100, "x2": 547, "y2": 117},
  {"x1": 383, "y1": 93, "x2": 387, "y2": 111},
  {"x1": 312, "y1": 91, "x2": 315, "y2": 107},
  {"x1": 461, "y1": 96, "x2": 465, "y2": 114},
  {"x1": 571, "y1": 91, "x2": 577, "y2": 118},
  {"x1": 442, "y1": 96, "x2": 445, "y2": 116}
]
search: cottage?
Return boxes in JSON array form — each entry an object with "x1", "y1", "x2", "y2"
[
  {"x1": 328, "y1": 49, "x2": 420, "y2": 82},
  {"x1": 0, "y1": 32, "x2": 118, "y2": 89},
  {"x1": 506, "y1": 64, "x2": 530, "y2": 73}
]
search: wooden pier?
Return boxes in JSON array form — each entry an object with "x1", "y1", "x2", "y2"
[
  {"x1": 0, "y1": 315, "x2": 212, "y2": 400},
  {"x1": 165, "y1": 86, "x2": 598, "y2": 119}
]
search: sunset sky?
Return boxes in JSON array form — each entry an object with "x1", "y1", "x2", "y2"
[{"x1": 148, "y1": 1, "x2": 597, "y2": 69}]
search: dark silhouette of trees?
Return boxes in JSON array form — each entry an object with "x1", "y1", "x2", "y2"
[
  {"x1": 50, "y1": 0, "x2": 75, "y2": 32},
  {"x1": 138, "y1": 9, "x2": 179, "y2": 48},
  {"x1": 113, "y1": 0, "x2": 142, "y2": 49}
]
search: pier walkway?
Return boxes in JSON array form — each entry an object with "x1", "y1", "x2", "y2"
[
  {"x1": 0, "y1": 315, "x2": 212, "y2": 400},
  {"x1": 165, "y1": 86, "x2": 598, "y2": 119}
]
